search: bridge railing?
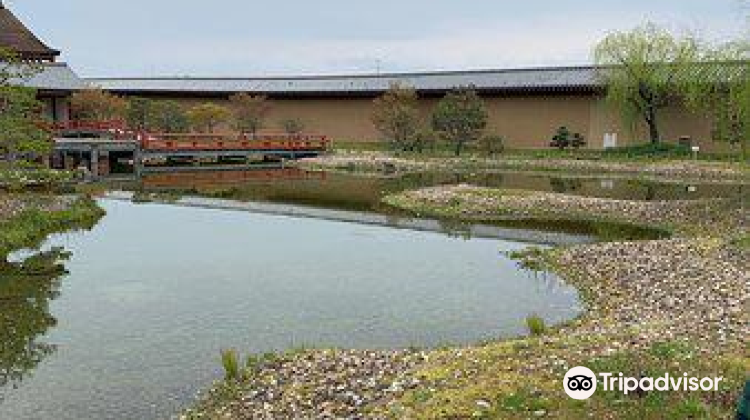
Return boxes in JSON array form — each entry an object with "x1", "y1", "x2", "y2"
[
  {"x1": 47, "y1": 120, "x2": 330, "y2": 152},
  {"x1": 141, "y1": 133, "x2": 330, "y2": 152},
  {"x1": 45, "y1": 120, "x2": 142, "y2": 142}
]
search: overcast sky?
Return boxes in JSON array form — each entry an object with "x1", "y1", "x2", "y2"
[{"x1": 7, "y1": 0, "x2": 748, "y2": 77}]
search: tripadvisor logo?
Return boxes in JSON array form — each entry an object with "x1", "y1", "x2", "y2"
[
  {"x1": 563, "y1": 366, "x2": 597, "y2": 400},
  {"x1": 563, "y1": 366, "x2": 723, "y2": 400}
]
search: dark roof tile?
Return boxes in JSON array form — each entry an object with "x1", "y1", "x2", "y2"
[{"x1": 0, "y1": 2, "x2": 60, "y2": 61}]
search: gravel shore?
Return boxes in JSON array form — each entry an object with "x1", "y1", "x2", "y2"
[
  {"x1": 298, "y1": 151, "x2": 749, "y2": 182},
  {"x1": 383, "y1": 184, "x2": 746, "y2": 235},
  {"x1": 183, "y1": 350, "x2": 427, "y2": 419},
  {"x1": 0, "y1": 194, "x2": 74, "y2": 221}
]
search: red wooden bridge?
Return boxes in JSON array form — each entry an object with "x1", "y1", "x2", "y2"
[
  {"x1": 49, "y1": 120, "x2": 330, "y2": 176},
  {"x1": 49, "y1": 120, "x2": 330, "y2": 154}
]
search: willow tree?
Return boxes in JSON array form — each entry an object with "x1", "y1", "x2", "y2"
[
  {"x1": 372, "y1": 83, "x2": 422, "y2": 152},
  {"x1": 594, "y1": 24, "x2": 699, "y2": 144},
  {"x1": 684, "y1": 42, "x2": 750, "y2": 159}
]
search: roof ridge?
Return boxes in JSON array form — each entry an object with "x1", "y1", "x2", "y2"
[{"x1": 86, "y1": 65, "x2": 599, "y2": 81}]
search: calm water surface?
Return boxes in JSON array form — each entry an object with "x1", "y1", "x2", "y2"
[
  {"x1": 127, "y1": 167, "x2": 748, "y2": 212},
  {"x1": 0, "y1": 198, "x2": 581, "y2": 420}
]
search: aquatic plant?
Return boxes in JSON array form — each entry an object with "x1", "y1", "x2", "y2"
[
  {"x1": 506, "y1": 247, "x2": 548, "y2": 272},
  {"x1": 220, "y1": 349, "x2": 240, "y2": 381},
  {"x1": 525, "y1": 314, "x2": 546, "y2": 336}
]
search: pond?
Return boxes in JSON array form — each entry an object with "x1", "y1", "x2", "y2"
[{"x1": 0, "y1": 198, "x2": 581, "y2": 420}]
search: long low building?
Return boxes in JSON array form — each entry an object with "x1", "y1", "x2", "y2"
[{"x1": 89, "y1": 67, "x2": 715, "y2": 150}]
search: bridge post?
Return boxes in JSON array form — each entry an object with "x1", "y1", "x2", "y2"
[
  {"x1": 91, "y1": 147, "x2": 100, "y2": 178},
  {"x1": 134, "y1": 144, "x2": 143, "y2": 179}
]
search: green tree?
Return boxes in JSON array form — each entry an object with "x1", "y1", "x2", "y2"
[
  {"x1": 684, "y1": 42, "x2": 750, "y2": 159},
  {"x1": 230, "y1": 93, "x2": 270, "y2": 135},
  {"x1": 148, "y1": 100, "x2": 189, "y2": 133},
  {"x1": 0, "y1": 86, "x2": 49, "y2": 167},
  {"x1": 69, "y1": 89, "x2": 128, "y2": 121},
  {"x1": 279, "y1": 118, "x2": 305, "y2": 135},
  {"x1": 187, "y1": 103, "x2": 231, "y2": 133},
  {"x1": 432, "y1": 87, "x2": 488, "y2": 156},
  {"x1": 0, "y1": 48, "x2": 48, "y2": 168},
  {"x1": 126, "y1": 97, "x2": 152, "y2": 130},
  {"x1": 372, "y1": 83, "x2": 422, "y2": 152},
  {"x1": 594, "y1": 23, "x2": 699, "y2": 144},
  {"x1": 413, "y1": 127, "x2": 438, "y2": 153}
]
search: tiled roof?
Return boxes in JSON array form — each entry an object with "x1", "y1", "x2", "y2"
[
  {"x1": 88, "y1": 66, "x2": 603, "y2": 96},
  {"x1": 0, "y1": 3, "x2": 60, "y2": 61},
  {"x1": 12, "y1": 63, "x2": 86, "y2": 91}
]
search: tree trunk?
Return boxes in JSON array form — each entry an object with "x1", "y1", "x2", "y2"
[
  {"x1": 645, "y1": 107, "x2": 660, "y2": 145},
  {"x1": 454, "y1": 140, "x2": 462, "y2": 156}
]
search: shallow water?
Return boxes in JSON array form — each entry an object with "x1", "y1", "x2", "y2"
[{"x1": 0, "y1": 199, "x2": 581, "y2": 420}]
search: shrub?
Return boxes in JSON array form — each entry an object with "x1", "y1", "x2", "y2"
[
  {"x1": 604, "y1": 142, "x2": 691, "y2": 158},
  {"x1": 550, "y1": 126, "x2": 586, "y2": 150},
  {"x1": 480, "y1": 135, "x2": 505, "y2": 156},
  {"x1": 525, "y1": 314, "x2": 546, "y2": 336},
  {"x1": 413, "y1": 128, "x2": 438, "y2": 153}
]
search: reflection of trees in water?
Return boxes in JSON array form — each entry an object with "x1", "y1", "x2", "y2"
[
  {"x1": 437, "y1": 219, "x2": 473, "y2": 239},
  {"x1": 549, "y1": 177, "x2": 583, "y2": 194},
  {"x1": 0, "y1": 248, "x2": 69, "y2": 400}
]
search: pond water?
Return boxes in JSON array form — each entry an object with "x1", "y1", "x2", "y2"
[
  {"x1": 127, "y1": 167, "x2": 748, "y2": 213},
  {"x1": 0, "y1": 198, "x2": 581, "y2": 420}
]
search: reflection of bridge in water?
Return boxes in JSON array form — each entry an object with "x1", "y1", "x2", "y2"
[
  {"x1": 48, "y1": 120, "x2": 329, "y2": 178},
  {"x1": 141, "y1": 166, "x2": 327, "y2": 189}
]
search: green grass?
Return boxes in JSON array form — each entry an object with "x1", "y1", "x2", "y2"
[
  {"x1": 397, "y1": 339, "x2": 747, "y2": 419},
  {"x1": 0, "y1": 167, "x2": 77, "y2": 190},
  {"x1": 731, "y1": 233, "x2": 750, "y2": 250},
  {"x1": 525, "y1": 314, "x2": 546, "y2": 336},
  {"x1": 331, "y1": 139, "x2": 744, "y2": 163},
  {"x1": 220, "y1": 349, "x2": 240, "y2": 381}
]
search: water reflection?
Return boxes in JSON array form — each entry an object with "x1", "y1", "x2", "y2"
[
  {"x1": 0, "y1": 248, "x2": 69, "y2": 399},
  {"x1": 124, "y1": 166, "x2": 747, "y2": 209}
]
